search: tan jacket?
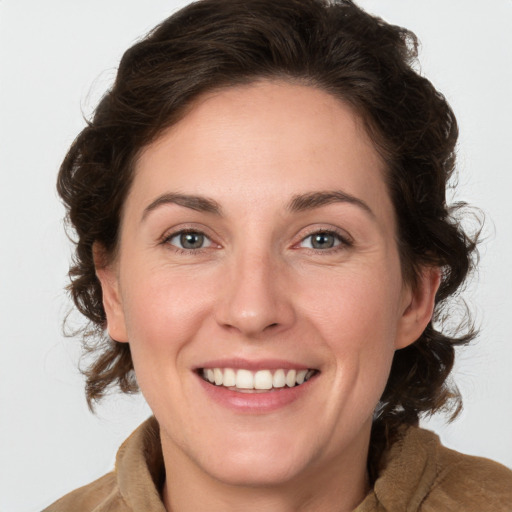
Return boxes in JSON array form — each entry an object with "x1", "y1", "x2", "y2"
[{"x1": 43, "y1": 417, "x2": 512, "y2": 511}]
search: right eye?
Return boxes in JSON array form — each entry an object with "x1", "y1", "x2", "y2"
[
  {"x1": 165, "y1": 230, "x2": 213, "y2": 251},
  {"x1": 300, "y1": 231, "x2": 342, "y2": 250}
]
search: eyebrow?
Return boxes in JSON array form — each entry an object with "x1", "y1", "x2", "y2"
[
  {"x1": 141, "y1": 193, "x2": 222, "y2": 221},
  {"x1": 288, "y1": 190, "x2": 374, "y2": 217},
  {"x1": 141, "y1": 189, "x2": 373, "y2": 221}
]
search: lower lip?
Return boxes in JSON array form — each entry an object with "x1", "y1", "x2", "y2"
[{"x1": 196, "y1": 374, "x2": 316, "y2": 413}]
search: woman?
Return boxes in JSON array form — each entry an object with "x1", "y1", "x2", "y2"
[{"x1": 44, "y1": 0, "x2": 512, "y2": 510}]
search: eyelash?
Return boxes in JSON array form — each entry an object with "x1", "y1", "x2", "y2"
[{"x1": 161, "y1": 228, "x2": 353, "y2": 255}]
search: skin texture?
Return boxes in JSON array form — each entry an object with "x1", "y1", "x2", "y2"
[{"x1": 97, "y1": 81, "x2": 440, "y2": 512}]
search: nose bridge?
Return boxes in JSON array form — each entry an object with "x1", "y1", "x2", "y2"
[{"x1": 217, "y1": 243, "x2": 294, "y2": 337}]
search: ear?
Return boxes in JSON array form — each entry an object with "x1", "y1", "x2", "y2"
[
  {"x1": 395, "y1": 266, "x2": 441, "y2": 350},
  {"x1": 93, "y1": 243, "x2": 129, "y2": 343}
]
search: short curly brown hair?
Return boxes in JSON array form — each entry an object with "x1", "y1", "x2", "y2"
[{"x1": 58, "y1": 0, "x2": 478, "y2": 476}]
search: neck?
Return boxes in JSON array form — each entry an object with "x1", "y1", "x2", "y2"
[{"x1": 160, "y1": 431, "x2": 371, "y2": 512}]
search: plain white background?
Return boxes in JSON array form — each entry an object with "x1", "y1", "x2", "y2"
[{"x1": 1, "y1": 1, "x2": 511, "y2": 510}]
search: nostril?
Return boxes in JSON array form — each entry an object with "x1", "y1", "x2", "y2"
[{"x1": 261, "y1": 322, "x2": 281, "y2": 334}]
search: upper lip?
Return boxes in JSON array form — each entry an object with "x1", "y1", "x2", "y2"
[{"x1": 195, "y1": 358, "x2": 314, "y2": 371}]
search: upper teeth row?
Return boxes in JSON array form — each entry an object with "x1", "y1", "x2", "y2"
[{"x1": 202, "y1": 368, "x2": 315, "y2": 390}]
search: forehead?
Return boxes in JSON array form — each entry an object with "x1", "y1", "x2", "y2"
[{"x1": 130, "y1": 81, "x2": 393, "y2": 225}]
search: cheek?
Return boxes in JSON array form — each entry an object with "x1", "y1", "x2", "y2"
[
  {"x1": 301, "y1": 266, "x2": 402, "y2": 396},
  {"x1": 119, "y1": 270, "x2": 216, "y2": 415},
  {"x1": 120, "y1": 268, "x2": 214, "y2": 356},
  {"x1": 303, "y1": 266, "x2": 403, "y2": 347}
]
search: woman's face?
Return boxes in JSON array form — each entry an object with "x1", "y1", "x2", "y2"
[{"x1": 99, "y1": 81, "x2": 437, "y2": 488}]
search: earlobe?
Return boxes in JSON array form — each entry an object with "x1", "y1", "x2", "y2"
[
  {"x1": 395, "y1": 266, "x2": 441, "y2": 350},
  {"x1": 93, "y1": 243, "x2": 129, "y2": 343}
]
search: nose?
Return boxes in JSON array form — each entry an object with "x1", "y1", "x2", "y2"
[{"x1": 215, "y1": 250, "x2": 296, "y2": 339}]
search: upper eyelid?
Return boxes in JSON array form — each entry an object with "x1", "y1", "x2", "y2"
[
  {"x1": 298, "y1": 233, "x2": 350, "y2": 250},
  {"x1": 165, "y1": 229, "x2": 211, "y2": 240},
  {"x1": 161, "y1": 225, "x2": 216, "y2": 242},
  {"x1": 164, "y1": 227, "x2": 209, "y2": 237},
  {"x1": 296, "y1": 226, "x2": 353, "y2": 244},
  {"x1": 164, "y1": 231, "x2": 213, "y2": 246}
]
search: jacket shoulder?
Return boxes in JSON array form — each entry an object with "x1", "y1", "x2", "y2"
[
  {"x1": 425, "y1": 439, "x2": 512, "y2": 511},
  {"x1": 42, "y1": 471, "x2": 127, "y2": 512},
  {"x1": 375, "y1": 426, "x2": 512, "y2": 512}
]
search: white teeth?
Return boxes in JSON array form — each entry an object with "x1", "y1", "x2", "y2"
[
  {"x1": 273, "y1": 369, "x2": 286, "y2": 388},
  {"x1": 202, "y1": 367, "x2": 316, "y2": 391},
  {"x1": 214, "y1": 368, "x2": 223, "y2": 386},
  {"x1": 254, "y1": 370, "x2": 273, "y2": 390},
  {"x1": 296, "y1": 369, "x2": 307, "y2": 385},
  {"x1": 285, "y1": 369, "x2": 296, "y2": 387},
  {"x1": 223, "y1": 368, "x2": 236, "y2": 387},
  {"x1": 236, "y1": 369, "x2": 254, "y2": 389}
]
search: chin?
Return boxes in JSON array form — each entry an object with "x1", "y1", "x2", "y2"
[
  {"x1": 185, "y1": 428, "x2": 316, "y2": 488},
  {"x1": 202, "y1": 450, "x2": 309, "y2": 488}
]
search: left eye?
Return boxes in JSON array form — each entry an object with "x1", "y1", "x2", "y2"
[
  {"x1": 167, "y1": 231, "x2": 212, "y2": 250},
  {"x1": 300, "y1": 231, "x2": 343, "y2": 250}
]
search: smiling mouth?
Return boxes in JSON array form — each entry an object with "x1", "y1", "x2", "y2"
[{"x1": 199, "y1": 368, "x2": 319, "y2": 393}]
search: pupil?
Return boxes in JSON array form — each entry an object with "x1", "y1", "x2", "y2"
[
  {"x1": 312, "y1": 233, "x2": 334, "y2": 249},
  {"x1": 180, "y1": 232, "x2": 204, "y2": 249}
]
